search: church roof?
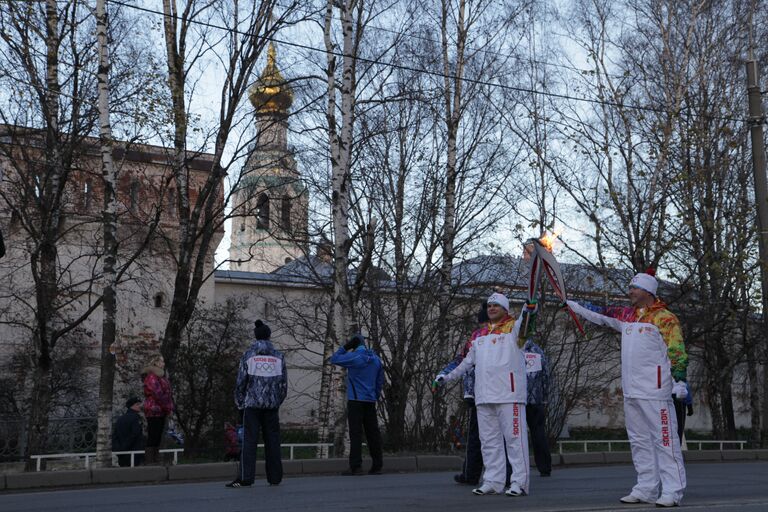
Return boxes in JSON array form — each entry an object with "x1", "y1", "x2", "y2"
[{"x1": 248, "y1": 43, "x2": 293, "y2": 113}]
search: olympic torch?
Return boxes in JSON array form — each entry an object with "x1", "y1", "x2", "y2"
[{"x1": 524, "y1": 233, "x2": 585, "y2": 335}]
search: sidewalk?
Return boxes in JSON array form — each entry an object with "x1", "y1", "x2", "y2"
[{"x1": 2, "y1": 450, "x2": 767, "y2": 492}]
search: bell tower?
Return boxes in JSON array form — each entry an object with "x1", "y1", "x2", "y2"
[{"x1": 229, "y1": 43, "x2": 308, "y2": 272}]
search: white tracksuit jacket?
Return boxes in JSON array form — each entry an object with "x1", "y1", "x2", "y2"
[
  {"x1": 566, "y1": 300, "x2": 672, "y2": 400},
  {"x1": 442, "y1": 314, "x2": 526, "y2": 404}
]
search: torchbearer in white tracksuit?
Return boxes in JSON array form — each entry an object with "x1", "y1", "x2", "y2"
[
  {"x1": 434, "y1": 293, "x2": 531, "y2": 498},
  {"x1": 567, "y1": 269, "x2": 689, "y2": 508}
]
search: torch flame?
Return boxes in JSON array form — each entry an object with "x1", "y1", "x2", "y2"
[{"x1": 538, "y1": 230, "x2": 562, "y2": 252}]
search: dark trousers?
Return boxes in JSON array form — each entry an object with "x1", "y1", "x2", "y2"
[
  {"x1": 462, "y1": 401, "x2": 483, "y2": 481},
  {"x1": 239, "y1": 407, "x2": 283, "y2": 484},
  {"x1": 146, "y1": 417, "x2": 165, "y2": 448},
  {"x1": 526, "y1": 404, "x2": 552, "y2": 475},
  {"x1": 117, "y1": 453, "x2": 144, "y2": 467},
  {"x1": 673, "y1": 399, "x2": 686, "y2": 444},
  {"x1": 347, "y1": 400, "x2": 383, "y2": 471}
]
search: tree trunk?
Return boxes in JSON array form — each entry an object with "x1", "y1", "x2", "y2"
[
  {"x1": 95, "y1": 0, "x2": 119, "y2": 468},
  {"x1": 23, "y1": 0, "x2": 63, "y2": 472},
  {"x1": 436, "y1": 0, "x2": 467, "y2": 351},
  {"x1": 319, "y1": 0, "x2": 359, "y2": 456},
  {"x1": 24, "y1": 363, "x2": 53, "y2": 471}
]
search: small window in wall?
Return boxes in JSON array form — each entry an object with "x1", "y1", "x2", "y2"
[
  {"x1": 256, "y1": 193, "x2": 270, "y2": 229},
  {"x1": 83, "y1": 180, "x2": 92, "y2": 211},
  {"x1": 130, "y1": 179, "x2": 140, "y2": 213},
  {"x1": 153, "y1": 293, "x2": 164, "y2": 308},
  {"x1": 167, "y1": 188, "x2": 176, "y2": 217},
  {"x1": 280, "y1": 196, "x2": 291, "y2": 232}
]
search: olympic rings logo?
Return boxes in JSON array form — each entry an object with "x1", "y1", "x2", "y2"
[{"x1": 252, "y1": 362, "x2": 276, "y2": 372}]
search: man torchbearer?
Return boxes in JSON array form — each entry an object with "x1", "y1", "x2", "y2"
[
  {"x1": 567, "y1": 269, "x2": 688, "y2": 508},
  {"x1": 434, "y1": 293, "x2": 530, "y2": 497}
]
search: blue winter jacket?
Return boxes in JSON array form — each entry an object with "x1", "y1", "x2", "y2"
[
  {"x1": 234, "y1": 339, "x2": 288, "y2": 410},
  {"x1": 330, "y1": 345, "x2": 384, "y2": 402}
]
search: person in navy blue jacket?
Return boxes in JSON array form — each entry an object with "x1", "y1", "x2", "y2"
[
  {"x1": 227, "y1": 320, "x2": 287, "y2": 488},
  {"x1": 330, "y1": 333, "x2": 384, "y2": 475}
]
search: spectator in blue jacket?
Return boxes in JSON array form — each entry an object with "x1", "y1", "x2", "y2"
[
  {"x1": 330, "y1": 333, "x2": 384, "y2": 476},
  {"x1": 227, "y1": 319, "x2": 288, "y2": 488}
]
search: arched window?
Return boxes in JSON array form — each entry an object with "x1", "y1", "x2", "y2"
[
  {"x1": 280, "y1": 196, "x2": 291, "y2": 232},
  {"x1": 153, "y1": 293, "x2": 164, "y2": 308},
  {"x1": 256, "y1": 193, "x2": 270, "y2": 229}
]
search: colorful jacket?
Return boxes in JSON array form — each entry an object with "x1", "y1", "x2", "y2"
[
  {"x1": 584, "y1": 300, "x2": 688, "y2": 382},
  {"x1": 330, "y1": 345, "x2": 384, "y2": 402},
  {"x1": 568, "y1": 299, "x2": 688, "y2": 400},
  {"x1": 523, "y1": 339, "x2": 550, "y2": 405},
  {"x1": 234, "y1": 339, "x2": 288, "y2": 410},
  {"x1": 438, "y1": 315, "x2": 518, "y2": 399},
  {"x1": 142, "y1": 368, "x2": 174, "y2": 418}
]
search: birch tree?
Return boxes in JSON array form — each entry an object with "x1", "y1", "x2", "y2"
[{"x1": 156, "y1": 0, "x2": 300, "y2": 367}]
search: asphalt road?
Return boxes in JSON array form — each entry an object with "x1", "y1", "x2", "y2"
[{"x1": 1, "y1": 461, "x2": 767, "y2": 512}]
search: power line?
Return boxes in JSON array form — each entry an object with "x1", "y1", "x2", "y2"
[
  {"x1": 108, "y1": 0, "x2": 749, "y2": 124},
  {"x1": 4, "y1": 0, "x2": 746, "y2": 123}
]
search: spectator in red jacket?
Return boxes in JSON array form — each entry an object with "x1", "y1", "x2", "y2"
[{"x1": 141, "y1": 355, "x2": 174, "y2": 464}]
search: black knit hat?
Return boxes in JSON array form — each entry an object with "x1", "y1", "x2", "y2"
[
  {"x1": 254, "y1": 319, "x2": 271, "y2": 340},
  {"x1": 125, "y1": 397, "x2": 141, "y2": 409}
]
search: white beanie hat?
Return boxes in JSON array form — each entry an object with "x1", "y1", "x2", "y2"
[
  {"x1": 487, "y1": 292, "x2": 510, "y2": 312},
  {"x1": 629, "y1": 270, "x2": 658, "y2": 296}
]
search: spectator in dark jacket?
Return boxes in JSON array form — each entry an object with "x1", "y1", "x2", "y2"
[
  {"x1": 141, "y1": 355, "x2": 174, "y2": 465},
  {"x1": 112, "y1": 397, "x2": 145, "y2": 467},
  {"x1": 227, "y1": 320, "x2": 288, "y2": 488},
  {"x1": 523, "y1": 338, "x2": 552, "y2": 476},
  {"x1": 330, "y1": 333, "x2": 384, "y2": 476}
]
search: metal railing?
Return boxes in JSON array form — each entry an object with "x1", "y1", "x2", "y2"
[
  {"x1": 685, "y1": 440, "x2": 747, "y2": 451},
  {"x1": 557, "y1": 440, "x2": 631, "y2": 453},
  {"x1": 29, "y1": 443, "x2": 336, "y2": 471},
  {"x1": 557, "y1": 439, "x2": 747, "y2": 454},
  {"x1": 272, "y1": 443, "x2": 333, "y2": 460},
  {"x1": 30, "y1": 448, "x2": 184, "y2": 472}
]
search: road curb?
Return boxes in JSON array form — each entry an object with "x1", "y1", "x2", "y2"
[{"x1": 2, "y1": 451, "x2": 766, "y2": 491}]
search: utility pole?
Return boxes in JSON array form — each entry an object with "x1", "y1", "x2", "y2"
[{"x1": 746, "y1": 59, "x2": 768, "y2": 447}]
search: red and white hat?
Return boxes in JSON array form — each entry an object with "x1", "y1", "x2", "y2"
[{"x1": 629, "y1": 268, "x2": 658, "y2": 296}]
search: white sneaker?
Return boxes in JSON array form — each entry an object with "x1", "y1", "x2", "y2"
[
  {"x1": 505, "y1": 483, "x2": 524, "y2": 497},
  {"x1": 472, "y1": 483, "x2": 499, "y2": 496},
  {"x1": 620, "y1": 493, "x2": 649, "y2": 504},
  {"x1": 655, "y1": 495, "x2": 680, "y2": 507}
]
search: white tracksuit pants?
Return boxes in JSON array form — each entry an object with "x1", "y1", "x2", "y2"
[
  {"x1": 624, "y1": 398, "x2": 686, "y2": 503},
  {"x1": 476, "y1": 402, "x2": 530, "y2": 493}
]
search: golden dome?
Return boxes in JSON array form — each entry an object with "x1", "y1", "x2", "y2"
[{"x1": 249, "y1": 43, "x2": 293, "y2": 113}]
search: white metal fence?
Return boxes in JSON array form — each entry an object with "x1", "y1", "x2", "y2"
[{"x1": 557, "y1": 439, "x2": 747, "y2": 453}]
